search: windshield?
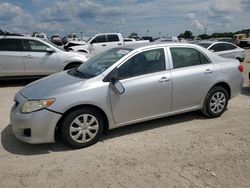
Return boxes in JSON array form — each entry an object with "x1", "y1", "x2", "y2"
[
  {"x1": 72, "y1": 48, "x2": 132, "y2": 78},
  {"x1": 45, "y1": 40, "x2": 65, "y2": 51},
  {"x1": 197, "y1": 43, "x2": 211, "y2": 49}
]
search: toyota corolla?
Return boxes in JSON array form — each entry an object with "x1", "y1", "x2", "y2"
[{"x1": 10, "y1": 43, "x2": 244, "y2": 148}]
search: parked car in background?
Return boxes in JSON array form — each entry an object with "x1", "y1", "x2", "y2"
[
  {"x1": 51, "y1": 35, "x2": 63, "y2": 46},
  {"x1": 10, "y1": 43, "x2": 243, "y2": 148},
  {"x1": 154, "y1": 36, "x2": 179, "y2": 43},
  {"x1": 141, "y1": 36, "x2": 153, "y2": 42},
  {"x1": 64, "y1": 40, "x2": 86, "y2": 51},
  {"x1": 70, "y1": 33, "x2": 149, "y2": 57},
  {"x1": 198, "y1": 41, "x2": 245, "y2": 62},
  {"x1": 67, "y1": 33, "x2": 77, "y2": 42},
  {"x1": 34, "y1": 33, "x2": 48, "y2": 40},
  {"x1": 0, "y1": 36, "x2": 88, "y2": 79}
]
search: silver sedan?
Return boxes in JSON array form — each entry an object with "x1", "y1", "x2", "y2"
[
  {"x1": 10, "y1": 43, "x2": 244, "y2": 148},
  {"x1": 197, "y1": 41, "x2": 245, "y2": 62}
]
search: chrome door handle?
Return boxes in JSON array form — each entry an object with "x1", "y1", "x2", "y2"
[
  {"x1": 204, "y1": 69, "x2": 213, "y2": 74},
  {"x1": 159, "y1": 77, "x2": 170, "y2": 83},
  {"x1": 25, "y1": 55, "x2": 33, "y2": 58}
]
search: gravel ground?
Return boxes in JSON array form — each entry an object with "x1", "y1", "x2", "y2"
[{"x1": 0, "y1": 51, "x2": 250, "y2": 188}]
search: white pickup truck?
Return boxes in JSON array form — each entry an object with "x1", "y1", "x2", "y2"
[{"x1": 69, "y1": 33, "x2": 149, "y2": 57}]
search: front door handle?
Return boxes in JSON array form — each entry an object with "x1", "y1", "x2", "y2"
[
  {"x1": 159, "y1": 77, "x2": 170, "y2": 83},
  {"x1": 204, "y1": 69, "x2": 213, "y2": 74},
  {"x1": 102, "y1": 44, "x2": 107, "y2": 46}
]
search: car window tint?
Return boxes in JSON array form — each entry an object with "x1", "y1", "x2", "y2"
[
  {"x1": 224, "y1": 43, "x2": 237, "y2": 50},
  {"x1": 23, "y1": 40, "x2": 48, "y2": 52},
  {"x1": 91, "y1": 35, "x2": 106, "y2": 43},
  {"x1": 107, "y1": 35, "x2": 119, "y2": 42},
  {"x1": 209, "y1": 43, "x2": 227, "y2": 52},
  {"x1": 170, "y1": 47, "x2": 209, "y2": 69},
  {"x1": 0, "y1": 39, "x2": 23, "y2": 51},
  {"x1": 118, "y1": 48, "x2": 166, "y2": 79}
]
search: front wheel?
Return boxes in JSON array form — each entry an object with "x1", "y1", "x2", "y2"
[
  {"x1": 201, "y1": 86, "x2": 229, "y2": 118},
  {"x1": 61, "y1": 108, "x2": 104, "y2": 148}
]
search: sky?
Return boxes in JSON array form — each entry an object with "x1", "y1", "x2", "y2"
[{"x1": 0, "y1": 0, "x2": 250, "y2": 37}]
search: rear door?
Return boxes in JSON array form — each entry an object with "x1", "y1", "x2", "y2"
[
  {"x1": 106, "y1": 34, "x2": 123, "y2": 48},
  {"x1": 169, "y1": 47, "x2": 216, "y2": 111},
  {"x1": 0, "y1": 38, "x2": 25, "y2": 77},
  {"x1": 22, "y1": 39, "x2": 59, "y2": 76}
]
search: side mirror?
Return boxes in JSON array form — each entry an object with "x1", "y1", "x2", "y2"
[
  {"x1": 110, "y1": 77, "x2": 125, "y2": 94},
  {"x1": 46, "y1": 48, "x2": 55, "y2": 53},
  {"x1": 109, "y1": 68, "x2": 125, "y2": 94}
]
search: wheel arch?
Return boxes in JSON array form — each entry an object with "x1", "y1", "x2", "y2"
[
  {"x1": 210, "y1": 82, "x2": 231, "y2": 99},
  {"x1": 54, "y1": 104, "x2": 109, "y2": 140}
]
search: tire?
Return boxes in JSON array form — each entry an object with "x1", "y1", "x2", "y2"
[
  {"x1": 61, "y1": 108, "x2": 104, "y2": 148},
  {"x1": 201, "y1": 86, "x2": 229, "y2": 118}
]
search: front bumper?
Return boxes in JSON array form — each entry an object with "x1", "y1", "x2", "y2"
[{"x1": 10, "y1": 92, "x2": 62, "y2": 144}]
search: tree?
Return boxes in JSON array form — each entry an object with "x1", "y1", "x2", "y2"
[
  {"x1": 198, "y1": 34, "x2": 210, "y2": 40},
  {"x1": 178, "y1": 30, "x2": 193, "y2": 39}
]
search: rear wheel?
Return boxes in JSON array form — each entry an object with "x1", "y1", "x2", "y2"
[
  {"x1": 61, "y1": 108, "x2": 104, "y2": 148},
  {"x1": 201, "y1": 86, "x2": 229, "y2": 118}
]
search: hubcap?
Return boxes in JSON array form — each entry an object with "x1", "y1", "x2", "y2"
[
  {"x1": 209, "y1": 92, "x2": 226, "y2": 114},
  {"x1": 69, "y1": 114, "x2": 99, "y2": 143}
]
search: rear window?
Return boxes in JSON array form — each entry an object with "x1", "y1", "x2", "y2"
[{"x1": 0, "y1": 39, "x2": 23, "y2": 51}]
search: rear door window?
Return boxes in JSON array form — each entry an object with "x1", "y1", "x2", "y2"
[
  {"x1": 107, "y1": 34, "x2": 119, "y2": 42},
  {"x1": 0, "y1": 39, "x2": 23, "y2": 51},
  {"x1": 170, "y1": 47, "x2": 210, "y2": 69},
  {"x1": 209, "y1": 43, "x2": 228, "y2": 52}
]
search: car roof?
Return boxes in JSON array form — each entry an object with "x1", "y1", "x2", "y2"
[
  {"x1": 122, "y1": 42, "x2": 203, "y2": 51},
  {"x1": 198, "y1": 41, "x2": 235, "y2": 45},
  {"x1": 0, "y1": 36, "x2": 41, "y2": 40}
]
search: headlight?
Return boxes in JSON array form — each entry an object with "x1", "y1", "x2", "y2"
[{"x1": 21, "y1": 99, "x2": 56, "y2": 113}]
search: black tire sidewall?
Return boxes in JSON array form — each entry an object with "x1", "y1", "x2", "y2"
[
  {"x1": 61, "y1": 108, "x2": 104, "y2": 149},
  {"x1": 204, "y1": 86, "x2": 229, "y2": 118}
]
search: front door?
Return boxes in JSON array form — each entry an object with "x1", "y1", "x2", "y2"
[{"x1": 109, "y1": 48, "x2": 172, "y2": 124}]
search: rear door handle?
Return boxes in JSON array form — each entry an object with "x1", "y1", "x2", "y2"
[
  {"x1": 25, "y1": 55, "x2": 33, "y2": 58},
  {"x1": 204, "y1": 69, "x2": 213, "y2": 74},
  {"x1": 118, "y1": 43, "x2": 122, "y2": 45},
  {"x1": 159, "y1": 77, "x2": 170, "y2": 83}
]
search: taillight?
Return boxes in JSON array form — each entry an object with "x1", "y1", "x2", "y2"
[{"x1": 238, "y1": 64, "x2": 244, "y2": 72}]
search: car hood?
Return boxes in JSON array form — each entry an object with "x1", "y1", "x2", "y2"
[
  {"x1": 20, "y1": 71, "x2": 86, "y2": 99},
  {"x1": 63, "y1": 51, "x2": 88, "y2": 61}
]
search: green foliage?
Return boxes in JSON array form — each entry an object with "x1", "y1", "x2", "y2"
[{"x1": 178, "y1": 30, "x2": 193, "y2": 39}]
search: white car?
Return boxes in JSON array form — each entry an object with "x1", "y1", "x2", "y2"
[
  {"x1": 70, "y1": 33, "x2": 149, "y2": 58},
  {"x1": 0, "y1": 36, "x2": 88, "y2": 79},
  {"x1": 198, "y1": 41, "x2": 245, "y2": 62}
]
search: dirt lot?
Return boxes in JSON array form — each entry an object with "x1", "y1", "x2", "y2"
[{"x1": 0, "y1": 51, "x2": 250, "y2": 188}]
